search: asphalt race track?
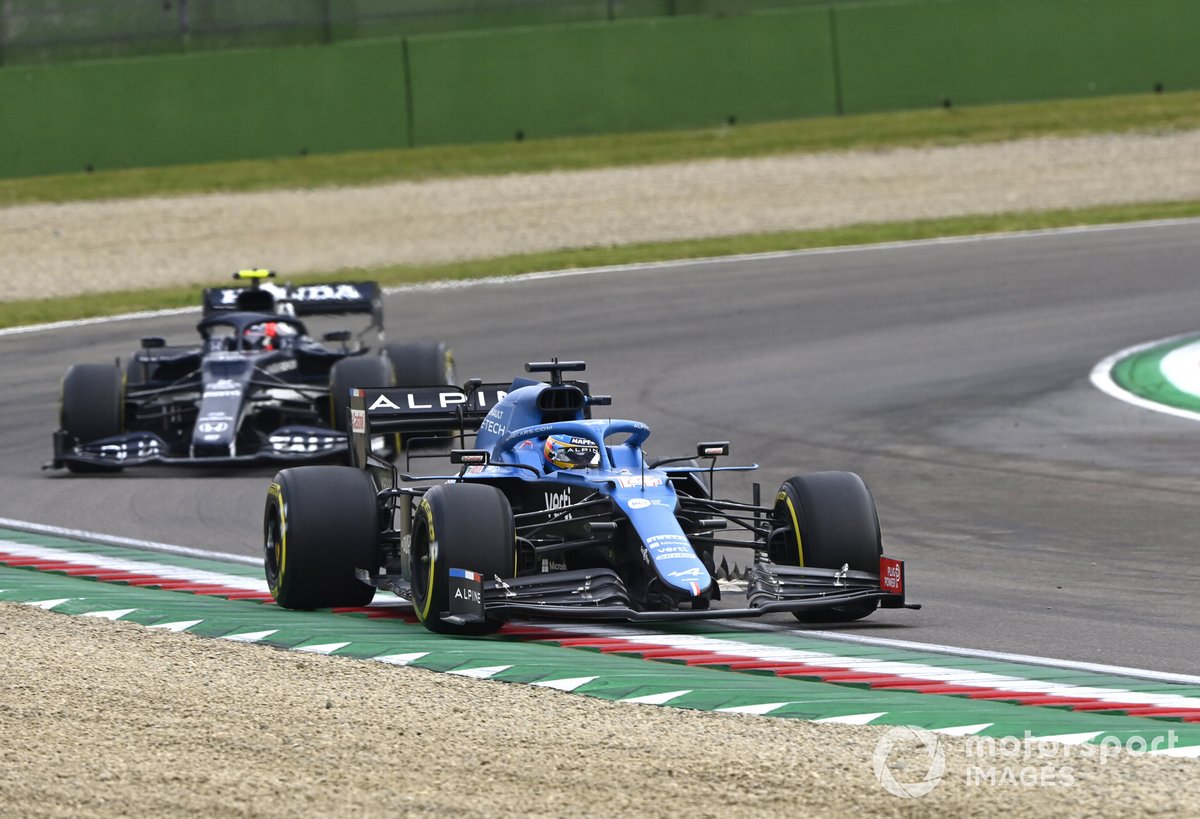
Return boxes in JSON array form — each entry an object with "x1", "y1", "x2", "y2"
[{"x1": 4, "y1": 220, "x2": 1200, "y2": 674}]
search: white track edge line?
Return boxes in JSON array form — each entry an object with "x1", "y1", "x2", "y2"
[
  {"x1": 4, "y1": 216, "x2": 1198, "y2": 338},
  {"x1": 1089, "y1": 331, "x2": 1200, "y2": 424},
  {"x1": 0, "y1": 307, "x2": 199, "y2": 337},
  {"x1": 7, "y1": 512, "x2": 1195, "y2": 687},
  {"x1": 0, "y1": 516, "x2": 259, "y2": 566},
  {"x1": 549, "y1": 622, "x2": 1200, "y2": 699},
  {"x1": 792, "y1": 627, "x2": 1200, "y2": 687}
]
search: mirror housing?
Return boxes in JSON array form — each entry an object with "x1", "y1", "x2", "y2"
[
  {"x1": 450, "y1": 449, "x2": 490, "y2": 467},
  {"x1": 696, "y1": 441, "x2": 729, "y2": 458}
]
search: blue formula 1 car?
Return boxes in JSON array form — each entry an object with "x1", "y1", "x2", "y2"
[
  {"x1": 48, "y1": 270, "x2": 454, "y2": 472},
  {"x1": 263, "y1": 359, "x2": 916, "y2": 633}
]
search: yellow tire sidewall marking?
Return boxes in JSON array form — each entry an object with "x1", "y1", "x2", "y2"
[
  {"x1": 418, "y1": 498, "x2": 436, "y2": 622},
  {"x1": 267, "y1": 482, "x2": 286, "y2": 595},
  {"x1": 778, "y1": 489, "x2": 805, "y2": 567}
]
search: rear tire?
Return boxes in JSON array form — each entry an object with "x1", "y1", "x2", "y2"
[
  {"x1": 264, "y1": 466, "x2": 379, "y2": 609},
  {"x1": 409, "y1": 483, "x2": 514, "y2": 635},
  {"x1": 61, "y1": 364, "x2": 124, "y2": 474},
  {"x1": 772, "y1": 471, "x2": 881, "y2": 623}
]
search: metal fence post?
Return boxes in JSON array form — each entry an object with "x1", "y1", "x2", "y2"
[
  {"x1": 0, "y1": 0, "x2": 7, "y2": 66},
  {"x1": 179, "y1": 0, "x2": 191, "y2": 50}
]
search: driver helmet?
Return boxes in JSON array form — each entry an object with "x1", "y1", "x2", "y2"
[
  {"x1": 243, "y1": 321, "x2": 295, "y2": 351},
  {"x1": 243, "y1": 321, "x2": 279, "y2": 351},
  {"x1": 544, "y1": 434, "x2": 599, "y2": 470}
]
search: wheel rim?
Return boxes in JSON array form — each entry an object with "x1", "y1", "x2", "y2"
[
  {"x1": 770, "y1": 486, "x2": 802, "y2": 566},
  {"x1": 410, "y1": 510, "x2": 432, "y2": 619},
  {"x1": 264, "y1": 504, "x2": 284, "y2": 588}
]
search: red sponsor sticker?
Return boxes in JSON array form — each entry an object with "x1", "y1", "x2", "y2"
[{"x1": 879, "y1": 556, "x2": 904, "y2": 594}]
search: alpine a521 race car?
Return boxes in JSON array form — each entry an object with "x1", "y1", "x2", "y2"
[
  {"x1": 49, "y1": 270, "x2": 455, "y2": 472},
  {"x1": 264, "y1": 359, "x2": 917, "y2": 633}
]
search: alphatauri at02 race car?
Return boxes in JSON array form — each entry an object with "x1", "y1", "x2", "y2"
[
  {"x1": 49, "y1": 270, "x2": 454, "y2": 472},
  {"x1": 264, "y1": 359, "x2": 917, "y2": 633}
]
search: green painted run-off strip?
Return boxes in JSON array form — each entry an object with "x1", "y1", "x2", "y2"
[
  {"x1": 1110, "y1": 334, "x2": 1200, "y2": 415},
  {"x1": 2, "y1": 526, "x2": 1200, "y2": 751}
]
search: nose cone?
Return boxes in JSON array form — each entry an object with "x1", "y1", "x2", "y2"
[
  {"x1": 191, "y1": 417, "x2": 236, "y2": 457},
  {"x1": 617, "y1": 488, "x2": 711, "y2": 597}
]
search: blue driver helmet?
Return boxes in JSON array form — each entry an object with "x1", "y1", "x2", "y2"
[{"x1": 544, "y1": 434, "x2": 599, "y2": 470}]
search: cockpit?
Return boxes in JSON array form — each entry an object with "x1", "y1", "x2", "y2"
[{"x1": 197, "y1": 312, "x2": 308, "y2": 354}]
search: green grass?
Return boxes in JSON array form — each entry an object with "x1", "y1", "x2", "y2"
[
  {"x1": 3, "y1": 90, "x2": 1200, "y2": 207},
  {"x1": 5, "y1": 198, "x2": 1199, "y2": 331},
  {"x1": 4, "y1": 89, "x2": 1199, "y2": 330}
]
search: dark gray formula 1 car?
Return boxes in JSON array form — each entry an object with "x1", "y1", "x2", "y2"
[
  {"x1": 263, "y1": 359, "x2": 917, "y2": 633},
  {"x1": 48, "y1": 270, "x2": 454, "y2": 472}
]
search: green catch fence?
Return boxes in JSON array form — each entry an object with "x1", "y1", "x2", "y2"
[
  {"x1": 1, "y1": 0, "x2": 1195, "y2": 178},
  {"x1": 0, "y1": 0, "x2": 856, "y2": 66}
]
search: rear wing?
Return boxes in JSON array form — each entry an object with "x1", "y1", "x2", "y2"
[
  {"x1": 202, "y1": 280, "x2": 383, "y2": 324},
  {"x1": 347, "y1": 382, "x2": 510, "y2": 467}
]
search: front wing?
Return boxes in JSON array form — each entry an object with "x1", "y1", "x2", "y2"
[
  {"x1": 376, "y1": 557, "x2": 917, "y2": 628},
  {"x1": 48, "y1": 426, "x2": 347, "y2": 469}
]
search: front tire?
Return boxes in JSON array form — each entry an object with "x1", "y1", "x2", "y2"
[
  {"x1": 385, "y1": 342, "x2": 456, "y2": 451},
  {"x1": 385, "y1": 341, "x2": 455, "y2": 387},
  {"x1": 124, "y1": 357, "x2": 148, "y2": 390},
  {"x1": 409, "y1": 483, "x2": 514, "y2": 635},
  {"x1": 772, "y1": 471, "x2": 882, "y2": 623},
  {"x1": 60, "y1": 363, "x2": 124, "y2": 474},
  {"x1": 329, "y1": 355, "x2": 392, "y2": 434},
  {"x1": 264, "y1": 466, "x2": 379, "y2": 609}
]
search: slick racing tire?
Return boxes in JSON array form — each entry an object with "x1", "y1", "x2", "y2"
[
  {"x1": 385, "y1": 341, "x2": 456, "y2": 450},
  {"x1": 385, "y1": 341, "x2": 455, "y2": 387},
  {"x1": 772, "y1": 472, "x2": 882, "y2": 623},
  {"x1": 329, "y1": 355, "x2": 392, "y2": 434},
  {"x1": 669, "y1": 457, "x2": 715, "y2": 576},
  {"x1": 409, "y1": 483, "x2": 515, "y2": 635},
  {"x1": 264, "y1": 466, "x2": 379, "y2": 609},
  {"x1": 672, "y1": 457, "x2": 710, "y2": 500},
  {"x1": 60, "y1": 363, "x2": 124, "y2": 474},
  {"x1": 124, "y1": 358, "x2": 147, "y2": 390}
]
